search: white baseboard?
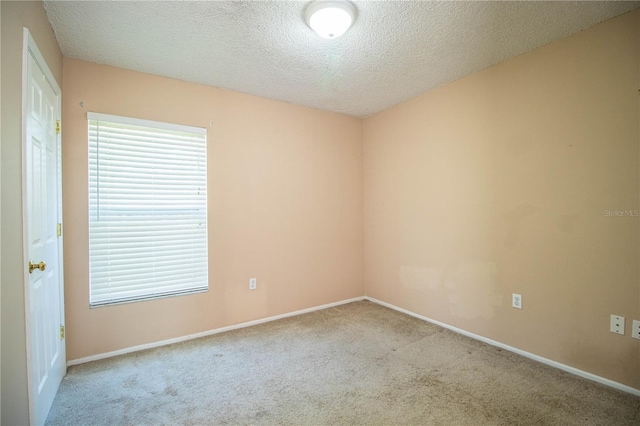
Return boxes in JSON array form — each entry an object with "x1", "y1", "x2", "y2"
[
  {"x1": 67, "y1": 296, "x2": 365, "y2": 366},
  {"x1": 67, "y1": 294, "x2": 640, "y2": 397},
  {"x1": 364, "y1": 296, "x2": 640, "y2": 397}
]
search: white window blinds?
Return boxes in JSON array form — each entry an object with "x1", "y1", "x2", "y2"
[{"x1": 88, "y1": 112, "x2": 208, "y2": 307}]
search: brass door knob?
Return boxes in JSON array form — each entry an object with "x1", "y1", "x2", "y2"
[{"x1": 29, "y1": 261, "x2": 46, "y2": 274}]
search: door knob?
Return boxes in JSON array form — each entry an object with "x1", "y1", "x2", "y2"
[{"x1": 29, "y1": 261, "x2": 46, "y2": 274}]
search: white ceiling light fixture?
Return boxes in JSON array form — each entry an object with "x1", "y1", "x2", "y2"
[{"x1": 305, "y1": 0, "x2": 356, "y2": 39}]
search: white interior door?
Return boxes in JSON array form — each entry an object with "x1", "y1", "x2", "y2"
[{"x1": 22, "y1": 29, "x2": 65, "y2": 426}]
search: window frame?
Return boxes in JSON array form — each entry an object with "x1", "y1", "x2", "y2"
[{"x1": 87, "y1": 112, "x2": 209, "y2": 308}]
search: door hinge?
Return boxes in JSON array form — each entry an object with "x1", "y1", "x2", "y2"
[
  {"x1": 60, "y1": 325, "x2": 65, "y2": 340},
  {"x1": 55, "y1": 120, "x2": 61, "y2": 135},
  {"x1": 57, "y1": 223, "x2": 62, "y2": 237}
]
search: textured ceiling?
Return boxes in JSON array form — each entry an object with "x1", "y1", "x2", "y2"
[{"x1": 43, "y1": 1, "x2": 639, "y2": 117}]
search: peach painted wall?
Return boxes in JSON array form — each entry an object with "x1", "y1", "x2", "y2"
[
  {"x1": 62, "y1": 58, "x2": 363, "y2": 361},
  {"x1": 1, "y1": 1, "x2": 63, "y2": 424},
  {"x1": 363, "y1": 11, "x2": 640, "y2": 389}
]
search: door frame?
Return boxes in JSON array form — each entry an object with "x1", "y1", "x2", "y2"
[{"x1": 21, "y1": 27, "x2": 65, "y2": 425}]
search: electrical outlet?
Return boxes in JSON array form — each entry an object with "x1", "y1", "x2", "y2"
[
  {"x1": 512, "y1": 293, "x2": 522, "y2": 309},
  {"x1": 610, "y1": 315, "x2": 625, "y2": 335},
  {"x1": 249, "y1": 278, "x2": 257, "y2": 290},
  {"x1": 632, "y1": 320, "x2": 640, "y2": 340}
]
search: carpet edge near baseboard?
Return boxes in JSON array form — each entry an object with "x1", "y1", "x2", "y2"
[
  {"x1": 67, "y1": 296, "x2": 366, "y2": 367},
  {"x1": 365, "y1": 296, "x2": 640, "y2": 398},
  {"x1": 67, "y1": 294, "x2": 640, "y2": 398}
]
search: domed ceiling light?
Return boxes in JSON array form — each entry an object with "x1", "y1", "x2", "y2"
[{"x1": 305, "y1": 1, "x2": 356, "y2": 39}]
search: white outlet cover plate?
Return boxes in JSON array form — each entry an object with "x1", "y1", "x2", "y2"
[
  {"x1": 512, "y1": 293, "x2": 522, "y2": 309},
  {"x1": 610, "y1": 315, "x2": 625, "y2": 335},
  {"x1": 632, "y1": 320, "x2": 640, "y2": 339},
  {"x1": 249, "y1": 278, "x2": 257, "y2": 290}
]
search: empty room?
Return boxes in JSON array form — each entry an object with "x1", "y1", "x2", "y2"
[{"x1": 1, "y1": 0, "x2": 639, "y2": 424}]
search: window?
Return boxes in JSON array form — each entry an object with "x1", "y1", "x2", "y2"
[{"x1": 88, "y1": 112, "x2": 208, "y2": 307}]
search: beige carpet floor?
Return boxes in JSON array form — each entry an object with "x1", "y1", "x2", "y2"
[{"x1": 46, "y1": 301, "x2": 639, "y2": 425}]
